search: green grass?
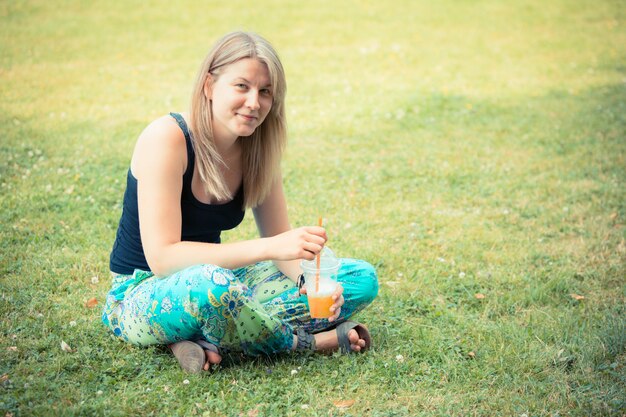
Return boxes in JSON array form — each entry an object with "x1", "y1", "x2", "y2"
[{"x1": 1, "y1": 0, "x2": 625, "y2": 415}]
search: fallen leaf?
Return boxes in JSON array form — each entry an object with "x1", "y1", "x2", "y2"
[
  {"x1": 610, "y1": 212, "x2": 618, "y2": 222},
  {"x1": 333, "y1": 400, "x2": 355, "y2": 409},
  {"x1": 1, "y1": 374, "x2": 8, "y2": 382},
  {"x1": 247, "y1": 408, "x2": 260, "y2": 417},
  {"x1": 6, "y1": 347, "x2": 17, "y2": 352},
  {"x1": 570, "y1": 293, "x2": 585, "y2": 301},
  {"x1": 85, "y1": 297, "x2": 98, "y2": 308},
  {"x1": 60, "y1": 340, "x2": 73, "y2": 353},
  {"x1": 474, "y1": 293, "x2": 486, "y2": 299},
  {"x1": 468, "y1": 351, "x2": 476, "y2": 359}
]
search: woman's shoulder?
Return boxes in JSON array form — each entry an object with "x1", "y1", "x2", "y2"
[
  {"x1": 130, "y1": 114, "x2": 188, "y2": 176},
  {"x1": 140, "y1": 114, "x2": 186, "y2": 142}
]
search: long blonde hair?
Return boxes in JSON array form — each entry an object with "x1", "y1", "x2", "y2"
[{"x1": 190, "y1": 31, "x2": 287, "y2": 209}]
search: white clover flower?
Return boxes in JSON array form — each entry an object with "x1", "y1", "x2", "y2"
[
  {"x1": 396, "y1": 354, "x2": 404, "y2": 363},
  {"x1": 290, "y1": 369, "x2": 298, "y2": 376},
  {"x1": 91, "y1": 276, "x2": 99, "y2": 285}
]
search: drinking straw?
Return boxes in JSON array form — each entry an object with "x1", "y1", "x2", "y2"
[{"x1": 315, "y1": 217, "x2": 322, "y2": 292}]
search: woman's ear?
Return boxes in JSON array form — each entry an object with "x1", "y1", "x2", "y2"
[{"x1": 203, "y1": 74, "x2": 214, "y2": 100}]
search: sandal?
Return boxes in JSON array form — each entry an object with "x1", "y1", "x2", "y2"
[
  {"x1": 336, "y1": 321, "x2": 371, "y2": 354},
  {"x1": 169, "y1": 341, "x2": 205, "y2": 373},
  {"x1": 295, "y1": 328, "x2": 316, "y2": 353},
  {"x1": 195, "y1": 339, "x2": 222, "y2": 369},
  {"x1": 195, "y1": 339, "x2": 220, "y2": 356}
]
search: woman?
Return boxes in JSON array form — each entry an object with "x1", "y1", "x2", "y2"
[{"x1": 102, "y1": 31, "x2": 378, "y2": 372}]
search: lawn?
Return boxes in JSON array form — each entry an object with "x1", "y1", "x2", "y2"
[{"x1": 1, "y1": 0, "x2": 625, "y2": 416}]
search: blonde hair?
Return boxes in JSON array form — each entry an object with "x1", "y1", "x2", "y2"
[{"x1": 190, "y1": 31, "x2": 287, "y2": 209}]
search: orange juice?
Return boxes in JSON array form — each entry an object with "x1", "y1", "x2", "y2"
[{"x1": 308, "y1": 294, "x2": 334, "y2": 319}]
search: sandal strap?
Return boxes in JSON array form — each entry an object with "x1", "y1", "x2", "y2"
[
  {"x1": 295, "y1": 328, "x2": 316, "y2": 352},
  {"x1": 195, "y1": 339, "x2": 220, "y2": 354}
]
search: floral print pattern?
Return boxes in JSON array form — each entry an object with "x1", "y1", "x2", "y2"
[{"x1": 102, "y1": 259, "x2": 378, "y2": 356}]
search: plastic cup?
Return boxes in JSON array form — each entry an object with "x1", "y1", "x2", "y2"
[{"x1": 300, "y1": 247, "x2": 340, "y2": 319}]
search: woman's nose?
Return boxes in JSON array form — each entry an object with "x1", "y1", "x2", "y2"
[{"x1": 245, "y1": 91, "x2": 260, "y2": 110}]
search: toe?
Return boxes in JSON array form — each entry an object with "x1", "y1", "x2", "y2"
[
  {"x1": 348, "y1": 329, "x2": 360, "y2": 345},
  {"x1": 205, "y1": 349, "x2": 222, "y2": 365}
]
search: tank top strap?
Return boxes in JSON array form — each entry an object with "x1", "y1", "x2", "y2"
[{"x1": 169, "y1": 112, "x2": 195, "y2": 178}]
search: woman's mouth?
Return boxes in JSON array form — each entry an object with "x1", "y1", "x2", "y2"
[{"x1": 238, "y1": 113, "x2": 257, "y2": 121}]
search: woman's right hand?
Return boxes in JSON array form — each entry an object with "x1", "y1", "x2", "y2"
[{"x1": 265, "y1": 226, "x2": 327, "y2": 261}]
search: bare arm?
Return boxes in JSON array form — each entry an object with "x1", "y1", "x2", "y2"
[
  {"x1": 133, "y1": 117, "x2": 326, "y2": 277},
  {"x1": 252, "y1": 176, "x2": 327, "y2": 281},
  {"x1": 253, "y1": 175, "x2": 343, "y2": 323}
]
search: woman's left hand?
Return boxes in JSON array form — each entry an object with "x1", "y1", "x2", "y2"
[{"x1": 300, "y1": 283, "x2": 344, "y2": 322}]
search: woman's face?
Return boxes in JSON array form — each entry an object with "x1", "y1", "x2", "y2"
[{"x1": 208, "y1": 58, "x2": 273, "y2": 142}]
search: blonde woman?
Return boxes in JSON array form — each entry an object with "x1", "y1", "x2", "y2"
[{"x1": 102, "y1": 31, "x2": 378, "y2": 372}]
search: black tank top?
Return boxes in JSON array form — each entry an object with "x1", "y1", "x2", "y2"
[{"x1": 109, "y1": 113, "x2": 245, "y2": 274}]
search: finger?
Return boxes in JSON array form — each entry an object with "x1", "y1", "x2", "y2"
[
  {"x1": 329, "y1": 307, "x2": 341, "y2": 322},
  {"x1": 299, "y1": 287, "x2": 307, "y2": 295},
  {"x1": 331, "y1": 296, "x2": 345, "y2": 309},
  {"x1": 304, "y1": 226, "x2": 328, "y2": 241},
  {"x1": 337, "y1": 296, "x2": 345, "y2": 307},
  {"x1": 307, "y1": 233, "x2": 327, "y2": 246},
  {"x1": 333, "y1": 295, "x2": 346, "y2": 307},
  {"x1": 302, "y1": 241, "x2": 323, "y2": 255},
  {"x1": 332, "y1": 286, "x2": 344, "y2": 301}
]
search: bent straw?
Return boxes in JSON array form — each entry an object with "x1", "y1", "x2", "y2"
[{"x1": 315, "y1": 216, "x2": 322, "y2": 293}]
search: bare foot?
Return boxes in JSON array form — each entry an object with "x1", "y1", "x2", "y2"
[
  {"x1": 313, "y1": 328, "x2": 367, "y2": 353},
  {"x1": 169, "y1": 341, "x2": 222, "y2": 372},
  {"x1": 168, "y1": 341, "x2": 204, "y2": 373},
  {"x1": 202, "y1": 347, "x2": 222, "y2": 371}
]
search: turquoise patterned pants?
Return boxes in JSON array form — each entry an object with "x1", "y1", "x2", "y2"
[{"x1": 102, "y1": 259, "x2": 378, "y2": 356}]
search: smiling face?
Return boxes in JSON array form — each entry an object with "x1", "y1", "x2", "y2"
[{"x1": 207, "y1": 58, "x2": 273, "y2": 143}]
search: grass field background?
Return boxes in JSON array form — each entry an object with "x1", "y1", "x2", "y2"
[{"x1": 1, "y1": 0, "x2": 625, "y2": 415}]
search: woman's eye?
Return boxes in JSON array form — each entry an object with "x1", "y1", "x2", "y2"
[
  {"x1": 235, "y1": 84, "x2": 248, "y2": 89},
  {"x1": 261, "y1": 89, "x2": 272, "y2": 96}
]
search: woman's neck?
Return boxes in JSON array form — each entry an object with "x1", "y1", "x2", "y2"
[{"x1": 215, "y1": 136, "x2": 241, "y2": 163}]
